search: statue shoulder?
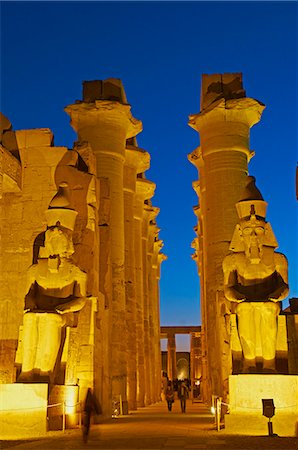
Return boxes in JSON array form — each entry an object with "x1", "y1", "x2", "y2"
[
  {"x1": 273, "y1": 251, "x2": 288, "y2": 267},
  {"x1": 223, "y1": 253, "x2": 237, "y2": 269}
]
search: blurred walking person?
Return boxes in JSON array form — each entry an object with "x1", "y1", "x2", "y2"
[
  {"x1": 178, "y1": 380, "x2": 189, "y2": 413},
  {"x1": 82, "y1": 388, "x2": 100, "y2": 443}
]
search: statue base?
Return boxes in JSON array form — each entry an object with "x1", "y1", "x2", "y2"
[
  {"x1": 48, "y1": 384, "x2": 80, "y2": 430},
  {"x1": 224, "y1": 375, "x2": 298, "y2": 436},
  {"x1": 0, "y1": 383, "x2": 48, "y2": 439}
]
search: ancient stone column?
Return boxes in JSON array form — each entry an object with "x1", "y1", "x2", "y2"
[
  {"x1": 65, "y1": 79, "x2": 142, "y2": 404},
  {"x1": 190, "y1": 332, "x2": 201, "y2": 397},
  {"x1": 124, "y1": 144, "x2": 150, "y2": 410},
  {"x1": 134, "y1": 178, "x2": 155, "y2": 406},
  {"x1": 191, "y1": 186, "x2": 209, "y2": 402},
  {"x1": 146, "y1": 208, "x2": 160, "y2": 404},
  {"x1": 167, "y1": 333, "x2": 177, "y2": 381},
  {"x1": 152, "y1": 239, "x2": 166, "y2": 402},
  {"x1": 188, "y1": 73, "x2": 265, "y2": 400}
]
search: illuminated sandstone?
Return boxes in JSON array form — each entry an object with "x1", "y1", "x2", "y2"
[
  {"x1": 18, "y1": 184, "x2": 87, "y2": 382},
  {"x1": 189, "y1": 73, "x2": 265, "y2": 400},
  {"x1": 0, "y1": 79, "x2": 164, "y2": 436},
  {"x1": 223, "y1": 176, "x2": 289, "y2": 373}
]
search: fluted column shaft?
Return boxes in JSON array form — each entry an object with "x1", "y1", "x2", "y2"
[
  {"x1": 152, "y1": 239, "x2": 165, "y2": 402},
  {"x1": 66, "y1": 101, "x2": 142, "y2": 403},
  {"x1": 190, "y1": 332, "x2": 201, "y2": 396},
  {"x1": 167, "y1": 333, "x2": 176, "y2": 381},
  {"x1": 134, "y1": 179, "x2": 155, "y2": 406},
  {"x1": 124, "y1": 147, "x2": 150, "y2": 411},
  {"x1": 188, "y1": 79, "x2": 265, "y2": 399}
]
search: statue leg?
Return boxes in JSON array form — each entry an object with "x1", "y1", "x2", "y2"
[
  {"x1": 260, "y1": 302, "x2": 280, "y2": 372},
  {"x1": 21, "y1": 312, "x2": 38, "y2": 375},
  {"x1": 35, "y1": 313, "x2": 63, "y2": 374},
  {"x1": 236, "y1": 303, "x2": 257, "y2": 372}
]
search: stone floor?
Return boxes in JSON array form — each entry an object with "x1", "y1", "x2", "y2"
[{"x1": 1, "y1": 401, "x2": 297, "y2": 449}]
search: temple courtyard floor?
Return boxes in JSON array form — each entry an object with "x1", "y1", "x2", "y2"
[{"x1": 1, "y1": 401, "x2": 297, "y2": 450}]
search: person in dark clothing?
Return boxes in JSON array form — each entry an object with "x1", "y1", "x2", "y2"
[
  {"x1": 83, "y1": 388, "x2": 100, "y2": 443},
  {"x1": 178, "y1": 381, "x2": 189, "y2": 413},
  {"x1": 165, "y1": 382, "x2": 174, "y2": 411}
]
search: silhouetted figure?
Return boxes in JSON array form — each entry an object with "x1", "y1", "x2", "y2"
[
  {"x1": 165, "y1": 382, "x2": 174, "y2": 411},
  {"x1": 83, "y1": 388, "x2": 100, "y2": 443},
  {"x1": 178, "y1": 381, "x2": 189, "y2": 413}
]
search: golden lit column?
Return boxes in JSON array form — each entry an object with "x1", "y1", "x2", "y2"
[
  {"x1": 188, "y1": 73, "x2": 265, "y2": 400},
  {"x1": 167, "y1": 333, "x2": 177, "y2": 381},
  {"x1": 190, "y1": 332, "x2": 201, "y2": 398},
  {"x1": 134, "y1": 178, "x2": 155, "y2": 407},
  {"x1": 66, "y1": 97, "x2": 142, "y2": 404},
  {"x1": 146, "y1": 208, "x2": 160, "y2": 403},
  {"x1": 190, "y1": 181, "x2": 209, "y2": 403},
  {"x1": 141, "y1": 200, "x2": 156, "y2": 405},
  {"x1": 152, "y1": 239, "x2": 166, "y2": 402},
  {"x1": 124, "y1": 146, "x2": 150, "y2": 411}
]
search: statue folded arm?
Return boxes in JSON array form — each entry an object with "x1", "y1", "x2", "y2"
[
  {"x1": 223, "y1": 254, "x2": 246, "y2": 303},
  {"x1": 55, "y1": 269, "x2": 87, "y2": 314},
  {"x1": 268, "y1": 253, "x2": 289, "y2": 301}
]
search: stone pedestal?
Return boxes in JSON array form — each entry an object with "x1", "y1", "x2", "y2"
[
  {"x1": 0, "y1": 383, "x2": 48, "y2": 439},
  {"x1": 225, "y1": 375, "x2": 298, "y2": 436},
  {"x1": 48, "y1": 384, "x2": 79, "y2": 430}
]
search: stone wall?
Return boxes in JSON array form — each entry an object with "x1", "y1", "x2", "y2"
[{"x1": 0, "y1": 78, "x2": 165, "y2": 420}]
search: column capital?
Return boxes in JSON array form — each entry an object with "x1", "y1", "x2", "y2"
[
  {"x1": 188, "y1": 99, "x2": 264, "y2": 158},
  {"x1": 144, "y1": 205, "x2": 160, "y2": 222},
  {"x1": 193, "y1": 204, "x2": 201, "y2": 218},
  {"x1": 189, "y1": 97, "x2": 265, "y2": 132},
  {"x1": 65, "y1": 100, "x2": 142, "y2": 139},
  {"x1": 135, "y1": 178, "x2": 156, "y2": 201},
  {"x1": 188, "y1": 147, "x2": 204, "y2": 169},
  {"x1": 192, "y1": 180, "x2": 201, "y2": 197},
  {"x1": 125, "y1": 145, "x2": 150, "y2": 174}
]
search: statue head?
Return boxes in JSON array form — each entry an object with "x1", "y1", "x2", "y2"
[
  {"x1": 38, "y1": 183, "x2": 78, "y2": 270},
  {"x1": 229, "y1": 176, "x2": 278, "y2": 260}
]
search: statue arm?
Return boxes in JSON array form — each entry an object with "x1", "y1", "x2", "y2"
[
  {"x1": 268, "y1": 253, "x2": 289, "y2": 302},
  {"x1": 223, "y1": 255, "x2": 246, "y2": 303},
  {"x1": 55, "y1": 269, "x2": 87, "y2": 314},
  {"x1": 24, "y1": 266, "x2": 38, "y2": 311}
]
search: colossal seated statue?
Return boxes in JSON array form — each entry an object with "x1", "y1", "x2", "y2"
[
  {"x1": 18, "y1": 183, "x2": 87, "y2": 382},
  {"x1": 223, "y1": 176, "x2": 289, "y2": 373}
]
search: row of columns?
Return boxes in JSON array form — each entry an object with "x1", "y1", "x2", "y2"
[
  {"x1": 163, "y1": 330, "x2": 202, "y2": 387},
  {"x1": 65, "y1": 79, "x2": 166, "y2": 411}
]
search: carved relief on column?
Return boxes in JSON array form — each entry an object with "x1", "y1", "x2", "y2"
[
  {"x1": 124, "y1": 145, "x2": 150, "y2": 410},
  {"x1": 146, "y1": 208, "x2": 160, "y2": 404},
  {"x1": 167, "y1": 333, "x2": 177, "y2": 381},
  {"x1": 66, "y1": 80, "x2": 142, "y2": 404},
  {"x1": 134, "y1": 178, "x2": 155, "y2": 407},
  {"x1": 190, "y1": 332, "x2": 202, "y2": 387},
  {"x1": 141, "y1": 196, "x2": 156, "y2": 405},
  {"x1": 188, "y1": 73, "x2": 265, "y2": 400},
  {"x1": 152, "y1": 238, "x2": 166, "y2": 402}
]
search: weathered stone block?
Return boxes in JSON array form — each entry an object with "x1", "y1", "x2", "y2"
[{"x1": 0, "y1": 383, "x2": 48, "y2": 438}]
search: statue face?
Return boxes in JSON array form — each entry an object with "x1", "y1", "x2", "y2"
[
  {"x1": 38, "y1": 226, "x2": 74, "y2": 269},
  {"x1": 240, "y1": 216, "x2": 266, "y2": 263},
  {"x1": 45, "y1": 227, "x2": 73, "y2": 257}
]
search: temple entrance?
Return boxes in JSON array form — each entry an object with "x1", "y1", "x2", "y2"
[{"x1": 160, "y1": 326, "x2": 202, "y2": 400}]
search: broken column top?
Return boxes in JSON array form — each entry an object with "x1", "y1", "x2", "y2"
[
  {"x1": 200, "y1": 73, "x2": 246, "y2": 111},
  {"x1": 82, "y1": 78, "x2": 128, "y2": 104}
]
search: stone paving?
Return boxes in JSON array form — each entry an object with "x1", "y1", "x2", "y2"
[{"x1": 1, "y1": 401, "x2": 297, "y2": 450}]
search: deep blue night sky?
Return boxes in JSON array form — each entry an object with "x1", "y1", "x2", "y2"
[{"x1": 1, "y1": 1, "x2": 297, "y2": 350}]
